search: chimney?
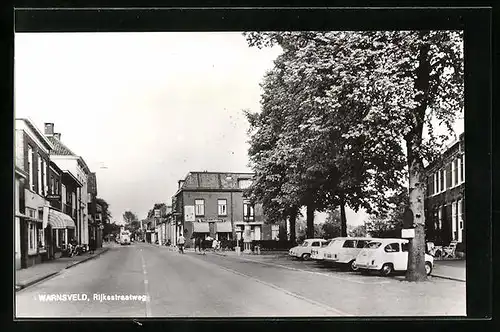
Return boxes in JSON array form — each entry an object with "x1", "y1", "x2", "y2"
[
  {"x1": 44, "y1": 123, "x2": 54, "y2": 135},
  {"x1": 53, "y1": 133, "x2": 61, "y2": 140}
]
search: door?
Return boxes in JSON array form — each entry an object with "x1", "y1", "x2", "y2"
[
  {"x1": 340, "y1": 239, "x2": 356, "y2": 262},
  {"x1": 310, "y1": 241, "x2": 321, "y2": 254},
  {"x1": 383, "y1": 242, "x2": 405, "y2": 270}
]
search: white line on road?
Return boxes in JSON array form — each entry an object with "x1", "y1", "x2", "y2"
[
  {"x1": 213, "y1": 262, "x2": 352, "y2": 316},
  {"x1": 140, "y1": 253, "x2": 152, "y2": 317},
  {"x1": 234, "y1": 256, "x2": 390, "y2": 285}
]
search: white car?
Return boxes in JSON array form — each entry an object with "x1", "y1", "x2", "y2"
[
  {"x1": 289, "y1": 239, "x2": 329, "y2": 260},
  {"x1": 311, "y1": 240, "x2": 333, "y2": 261},
  {"x1": 322, "y1": 237, "x2": 373, "y2": 271},
  {"x1": 355, "y1": 238, "x2": 434, "y2": 276}
]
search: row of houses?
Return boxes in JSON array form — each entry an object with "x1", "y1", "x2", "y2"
[
  {"x1": 144, "y1": 133, "x2": 465, "y2": 250},
  {"x1": 15, "y1": 119, "x2": 105, "y2": 270},
  {"x1": 143, "y1": 172, "x2": 280, "y2": 249}
]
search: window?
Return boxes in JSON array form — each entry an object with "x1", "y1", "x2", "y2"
[
  {"x1": 384, "y1": 243, "x2": 400, "y2": 253},
  {"x1": 428, "y1": 174, "x2": 435, "y2": 196},
  {"x1": 195, "y1": 199, "x2": 205, "y2": 216},
  {"x1": 27, "y1": 145, "x2": 34, "y2": 190},
  {"x1": 45, "y1": 161, "x2": 48, "y2": 194},
  {"x1": 401, "y1": 242, "x2": 409, "y2": 252},
  {"x1": 28, "y1": 222, "x2": 36, "y2": 252},
  {"x1": 437, "y1": 207, "x2": 443, "y2": 229},
  {"x1": 271, "y1": 225, "x2": 279, "y2": 240},
  {"x1": 365, "y1": 242, "x2": 382, "y2": 249},
  {"x1": 243, "y1": 200, "x2": 255, "y2": 221},
  {"x1": 342, "y1": 240, "x2": 356, "y2": 248},
  {"x1": 453, "y1": 158, "x2": 459, "y2": 186},
  {"x1": 238, "y1": 179, "x2": 252, "y2": 189},
  {"x1": 37, "y1": 153, "x2": 43, "y2": 195},
  {"x1": 301, "y1": 242, "x2": 310, "y2": 247},
  {"x1": 312, "y1": 241, "x2": 321, "y2": 247},
  {"x1": 356, "y1": 240, "x2": 368, "y2": 248},
  {"x1": 218, "y1": 199, "x2": 227, "y2": 216},
  {"x1": 88, "y1": 193, "x2": 92, "y2": 203},
  {"x1": 433, "y1": 172, "x2": 438, "y2": 194},
  {"x1": 37, "y1": 224, "x2": 45, "y2": 249},
  {"x1": 439, "y1": 168, "x2": 445, "y2": 192},
  {"x1": 460, "y1": 154, "x2": 465, "y2": 182}
]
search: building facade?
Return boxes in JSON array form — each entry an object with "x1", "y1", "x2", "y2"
[
  {"x1": 44, "y1": 123, "x2": 92, "y2": 247},
  {"x1": 172, "y1": 172, "x2": 278, "y2": 248},
  {"x1": 424, "y1": 133, "x2": 465, "y2": 246},
  {"x1": 15, "y1": 119, "x2": 54, "y2": 268},
  {"x1": 87, "y1": 172, "x2": 103, "y2": 248}
]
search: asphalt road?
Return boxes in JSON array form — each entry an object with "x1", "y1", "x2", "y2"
[{"x1": 15, "y1": 242, "x2": 466, "y2": 317}]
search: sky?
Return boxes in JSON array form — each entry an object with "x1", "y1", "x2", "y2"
[{"x1": 14, "y1": 32, "x2": 463, "y2": 227}]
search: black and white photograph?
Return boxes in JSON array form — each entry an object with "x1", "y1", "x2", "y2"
[{"x1": 13, "y1": 9, "x2": 478, "y2": 319}]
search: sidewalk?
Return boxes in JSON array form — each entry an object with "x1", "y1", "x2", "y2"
[
  {"x1": 431, "y1": 259, "x2": 466, "y2": 282},
  {"x1": 15, "y1": 245, "x2": 110, "y2": 291}
]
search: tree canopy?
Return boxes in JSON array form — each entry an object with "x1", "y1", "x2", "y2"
[{"x1": 244, "y1": 30, "x2": 463, "y2": 281}]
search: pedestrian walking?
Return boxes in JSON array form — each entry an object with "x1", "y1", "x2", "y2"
[
  {"x1": 195, "y1": 236, "x2": 202, "y2": 253},
  {"x1": 177, "y1": 234, "x2": 186, "y2": 254},
  {"x1": 89, "y1": 237, "x2": 96, "y2": 254}
]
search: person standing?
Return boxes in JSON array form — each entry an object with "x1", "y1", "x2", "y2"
[{"x1": 177, "y1": 234, "x2": 186, "y2": 254}]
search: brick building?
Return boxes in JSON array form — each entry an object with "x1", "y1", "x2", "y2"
[
  {"x1": 15, "y1": 118, "x2": 55, "y2": 268},
  {"x1": 172, "y1": 171, "x2": 279, "y2": 248},
  {"x1": 424, "y1": 133, "x2": 465, "y2": 246}
]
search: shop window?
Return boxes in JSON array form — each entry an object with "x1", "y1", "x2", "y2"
[{"x1": 271, "y1": 225, "x2": 279, "y2": 240}]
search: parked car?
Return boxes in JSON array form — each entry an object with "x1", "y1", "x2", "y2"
[
  {"x1": 289, "y1": 239, "x2": 329, "y2": 260},
  {"x1": 322, "y1": 237, "x2": 373, "y2": 271},
  {"x1": 355, "y1": 238, "x2": 434, "y2": 276},
  {"x1": 311, "y1": 239, "x2": 333, "y2": 261}
]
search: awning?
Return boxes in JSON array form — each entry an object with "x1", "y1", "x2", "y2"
[
  {"x1": 192, "y1": 222, "x2": 210, "y2": 233},
  {"x1": 48, "y1": 209, "x2": 75, "y2": 229},
  {"x1": 216, "y1": 222, "x2": 232, "y2": 233}
]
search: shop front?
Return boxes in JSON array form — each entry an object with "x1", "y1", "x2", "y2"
[{"x1": 46, "y1": 208, "x2": 76, "y2": 259}]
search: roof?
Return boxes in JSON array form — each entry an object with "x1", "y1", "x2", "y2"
[
  {"x1": 15, "y1": 118, "x2": 54, "y2": 151},
  {"x1": 62, "y1": 170, "x2": 83, "y2": 187},
  {"x1": 425, "y1": 132, "x2": 464, "y2": 171},
  {"x1": 175, "y1": 171, "x2": 255, "y2": 194},
  {"x1": 88, "y1": 172, "x2": 97, "y2": 195},
  {"x1": 77, "y1": 157, "x2": 91, "y2": 174},
  {"x1": 47, "y1": 136, "x2": 77, "y2": 156}
]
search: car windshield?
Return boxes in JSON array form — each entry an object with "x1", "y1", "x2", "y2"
[
  {"x1": 364, "y1": 242, "x2": 382, "y2": 249},
  {"x1": 301, "y1": 242, "x2": 310, "y2": 247}
]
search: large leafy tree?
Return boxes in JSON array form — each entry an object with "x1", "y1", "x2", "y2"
[
  {"x1": 245, "y1": 30, "x2": 463, "y2": 281},
  {"x1": 322, "y1": 209, "x2": 342, "y2": 239}
]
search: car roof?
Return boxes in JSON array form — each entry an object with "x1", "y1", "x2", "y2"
[
  {"x1": 304, "y1": 238, "x2": 327, "y2": 242},
  {"x1": 330, "y1": 237, "x2": 373, "y2": 241},
  {"x1": 368, "y1": 238, "x2": 408, "y2": 243}
]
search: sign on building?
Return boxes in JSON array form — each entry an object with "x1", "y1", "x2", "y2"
[{"x1": 184, "y1": 205, "x2": 195, "y2": 222}]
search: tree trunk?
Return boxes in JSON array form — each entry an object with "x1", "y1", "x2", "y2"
[
  {"x1": 289, "y1": 207, "x2": 298, "y2": 246},
  {"x1": 306, "y1": 204, "x2": 315, "y2": 239},
  {"x1": 340, "y1": 196, "x2": 348, "y2": 237},
  {"x1": 406, "y1": 34, "x2": 430, "y2": 282}
]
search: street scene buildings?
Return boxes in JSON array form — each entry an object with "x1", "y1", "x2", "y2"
[
  {"x1": 15, "y1": 119, "x2": 107, "y2": 270},
  {"x1": 15, "y1": 30, "x2": 467, "y2": 318}
]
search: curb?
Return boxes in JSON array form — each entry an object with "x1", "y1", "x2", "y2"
[
  {"x1": 16, "y1": 271, "x2": 60, "y2": 292},
  {"x1": 65, "y1": 248, "x2": 110, "y2": 270},
  {"x1": 431, "y1": 274, "x2": 466, "y2": 282},
  {"x1": 16, "y1": 248, "x2": 111, "y2": 292}
]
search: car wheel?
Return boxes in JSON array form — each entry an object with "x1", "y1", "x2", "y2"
[
  {"x1": 380, "y1": 263, "x2": 393, "y2": 276},
  {"x1": 301, "y1": 253, "x2": 311, "y2": 261},
  {"x1": 349, "y1": 260, "x2": 359, "y2": 272},
  {"x1": 425, "y1": 262, "x2": 433, "y2": 276}
]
